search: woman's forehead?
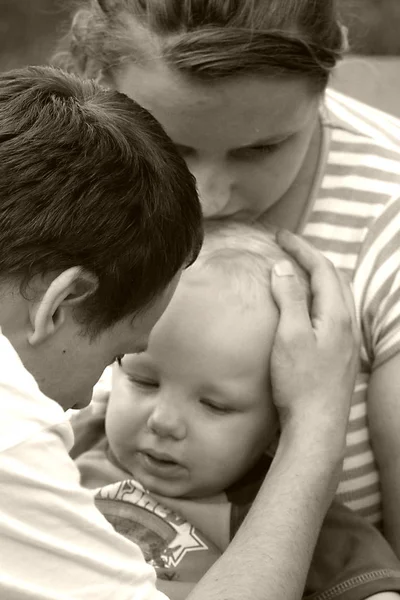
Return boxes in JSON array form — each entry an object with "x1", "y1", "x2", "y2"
[{"x1": 114, "y1": 62, "x2": 319, "y2": 149}]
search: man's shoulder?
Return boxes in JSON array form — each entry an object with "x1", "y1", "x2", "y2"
[{"x1": 0, "y1": 333, "x2": 69, "y2": 453}]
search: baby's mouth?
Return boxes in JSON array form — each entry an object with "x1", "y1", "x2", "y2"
[
  {"x1": 142, "y1": 450, "x2": 178, "y2": 466},
  {"x1": 138, "y1": 449, "x2": 184, "y2": 476}
]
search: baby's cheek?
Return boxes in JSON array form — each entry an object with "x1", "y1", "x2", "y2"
[{"x1": 105, "y1": 409, "x2": 125, "y2": 446}]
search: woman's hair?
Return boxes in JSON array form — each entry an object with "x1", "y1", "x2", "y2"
[
  {"x1": 54, "y1": 0, "x2": 347, "y2": 91},
  {"x1": 186, "y1": 220, "x2": 310, "y2": 309}
]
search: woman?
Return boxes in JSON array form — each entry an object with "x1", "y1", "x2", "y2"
[{"x1": 55, "y1": 0, "x2": 400, "y2": 551}]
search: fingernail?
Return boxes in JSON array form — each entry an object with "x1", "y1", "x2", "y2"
[{"x1": 273, "y1": 260, "x2": 295, "y2": 277}]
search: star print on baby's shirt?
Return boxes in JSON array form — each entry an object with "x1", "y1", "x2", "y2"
[{"x1": 95, "y1": 479, "x2": 221, "y2": 582}]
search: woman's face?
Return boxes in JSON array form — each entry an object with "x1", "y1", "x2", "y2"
[{"x1": 113, "y1": 62, "x2": 320, "y2": 220}]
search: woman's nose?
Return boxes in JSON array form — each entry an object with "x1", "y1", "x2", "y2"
[{"x1": 193, "y1": 162, "x2": 233, "y2": 218}]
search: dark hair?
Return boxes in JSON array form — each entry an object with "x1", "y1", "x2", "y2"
[
  {"x1": 0, "y1": 65, "x2": 202, "y2": 335},
  {"x1": 54, "y1": 0, "x2": 346, "y2": 90}
]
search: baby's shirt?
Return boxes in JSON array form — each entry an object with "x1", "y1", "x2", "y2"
[{"x1": 74, "y1": 417, "x2": 400, "y2": 600}]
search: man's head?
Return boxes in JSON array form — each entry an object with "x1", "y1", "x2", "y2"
[
  {"x1": 0, "y1": 66, "x2": 202, "y2": 410},
  {"x1": 106, "y1": 221, "x2": 309, "y2": 498}
]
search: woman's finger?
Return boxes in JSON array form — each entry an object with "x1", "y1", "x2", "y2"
[
  {"x1": 336, "y1": 272, "x2": 361, "y2": 346},
  {"x1": 276, "y1": 229, "x2": 349, "y2": 330},
  {"x1": 270, "y1": 259, "x2": 312, "y2": 343}
]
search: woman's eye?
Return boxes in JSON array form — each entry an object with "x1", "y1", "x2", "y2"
[
  {"x1": 232, "y1": 142, "x2": 283, "y2": 161},
  {"x1": 200, "y1": 399, "x2": 232, "y2": 414}
]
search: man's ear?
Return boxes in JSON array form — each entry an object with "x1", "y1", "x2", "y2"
[{"x1": 28, "y1": 267, "x2": 98, "y2": 346}]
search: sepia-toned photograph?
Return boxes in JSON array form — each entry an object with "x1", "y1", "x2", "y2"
[{"x1": 1, "y1": 2, "x2": 400, "y2": 599}]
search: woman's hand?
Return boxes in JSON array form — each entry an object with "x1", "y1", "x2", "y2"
[{"x1": 270, "y1": 230, "x2": 360, "y2": 456}]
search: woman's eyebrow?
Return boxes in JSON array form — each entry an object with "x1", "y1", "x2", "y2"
[
  {"x1": 175, "y1": 132, "x2": 292, "y2": 153},
  {"x1": 238, "y1": 132, "x2": 293, "y2": 148}
]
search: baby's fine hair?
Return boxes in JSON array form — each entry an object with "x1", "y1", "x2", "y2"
[
  {"x1": 0, "y1": 65, "x2": 202, "y2": 336},
  {"x1": 54, "y1": 0, "x2": 347, "y2": 90},
  {"x1": 186, "y1": 220, "x2": 310, "y2": 309}
]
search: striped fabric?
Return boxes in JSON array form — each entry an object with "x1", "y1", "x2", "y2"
[{"x1": 302, "y1": 89, "x2": 400, "y2": 526}]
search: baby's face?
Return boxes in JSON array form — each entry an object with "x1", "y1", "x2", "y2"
[{"x1": 106, "y1": 270, "x2": 279, "y2": 498}]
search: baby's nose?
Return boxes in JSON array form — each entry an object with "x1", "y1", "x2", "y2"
[{"x1": 147, "y1": 401, "x2": 186, "y2": 440}]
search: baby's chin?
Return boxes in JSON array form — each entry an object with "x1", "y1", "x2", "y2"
[
  {"x1": 133, "y1": 470, "x2": 222, "y2": 500},
  {"x1": 112, "y1": 451, "x2": 232, "y2": 499},
  {"x1": 141, "y1": 476, "x2": 229, "y2": 500},
  {"x1": 134, "y1": 472, "x2": 191, "y2": 498}
]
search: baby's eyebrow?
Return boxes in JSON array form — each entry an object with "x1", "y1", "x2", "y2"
[{"x1": 203, "y1": 384, "x2": 244, "y2": 405}]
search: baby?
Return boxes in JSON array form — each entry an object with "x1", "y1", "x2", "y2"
[{"x1": 73, "y1": 222, "x2": 400, "y2": 600}]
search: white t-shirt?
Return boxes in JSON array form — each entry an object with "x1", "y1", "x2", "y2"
[{"x1": 0, "y1": 334, "x2": 167, "y2": 600}]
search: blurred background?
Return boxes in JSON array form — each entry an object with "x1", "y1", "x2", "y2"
[{"x1": 0, "y1": 0, "x2": 399, "y2": 115}]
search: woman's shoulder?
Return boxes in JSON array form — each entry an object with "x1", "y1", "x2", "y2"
[
  {"x1": 318, "y1": 89, "x2": 400, "y2": 204},
  {"x1": 307, "y1": 91, "x2": 400, "y2": 278},
  {"x1": 324, "y1": 89, "x2": 400, "y2": 156}
]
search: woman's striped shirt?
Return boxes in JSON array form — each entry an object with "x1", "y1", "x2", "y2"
[{"x1": 302, "y1": 89, "x2": 400, "y2": 526}]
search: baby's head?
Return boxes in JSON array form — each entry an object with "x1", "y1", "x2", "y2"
[{"x1": 106, "y1": 221, "x2": 309, "y2": 498}]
